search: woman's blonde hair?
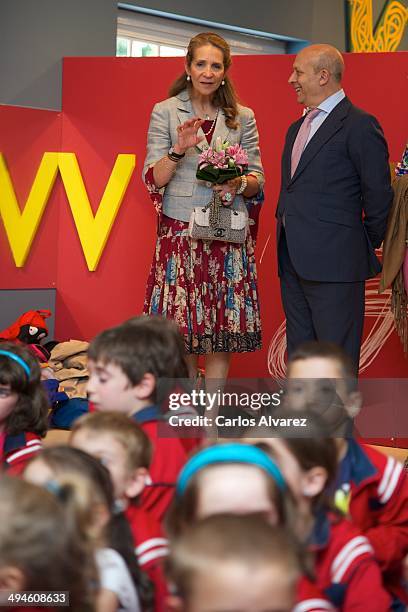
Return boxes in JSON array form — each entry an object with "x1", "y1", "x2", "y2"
[{"x1": 169, "y1": 32, "x2": 239, "y2": 129}]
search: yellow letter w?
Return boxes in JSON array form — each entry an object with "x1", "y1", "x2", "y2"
[{"x1": 0, "y1": 152, "x2": 136, "y2": 271}]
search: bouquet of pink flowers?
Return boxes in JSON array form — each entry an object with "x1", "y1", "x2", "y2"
[{"x1": 196, "y1": 137, "x2": 248, "y2": 184}]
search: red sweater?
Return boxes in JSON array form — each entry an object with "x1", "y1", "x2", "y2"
[
  {"x1": 2, "y1": 431, "x2": 43, "y2": 475},
  {"x1": 132, "y1": 405, "x2": 200, "y2": 523},
  {"x1": 341, "y1": 439, "x2": 408, "y2": 603},
  {"x1": 310, "y1": 510, "x2": 391, "y2": 610},
  {"x1": 295, "y1": 575, "x2": 335, "y2": 611},
  {"x1": 125, "y1": 503, "x2": 168, "y2": 612}
]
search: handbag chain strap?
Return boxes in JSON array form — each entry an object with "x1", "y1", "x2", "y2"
[{"x1": 208, "y1": 191, "x2": 222, "y2": 229}]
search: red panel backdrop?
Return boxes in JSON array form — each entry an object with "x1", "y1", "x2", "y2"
[
  {"x1": 0, "y1": 106, "x2": 61, "y2": 288},
  {"x1": 0, "y1": 52, "x2": 407, "y2": 380}
]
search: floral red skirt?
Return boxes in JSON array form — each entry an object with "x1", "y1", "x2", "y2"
[{"x1": 143, "y1": 215, "x2": 262, "y2": 355}]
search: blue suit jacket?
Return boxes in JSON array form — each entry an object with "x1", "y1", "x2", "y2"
[{"x1": 276, "y1": 97, "x2": 393, "y2": 282}]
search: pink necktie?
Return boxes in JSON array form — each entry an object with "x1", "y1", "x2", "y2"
[{"x1": 291, "y1": 108, "x2": 321, "y2": 177}]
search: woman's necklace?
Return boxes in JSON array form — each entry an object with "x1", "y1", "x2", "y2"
[{"x1": 201, "y1": 108, "x2": 219, "y2": 136}]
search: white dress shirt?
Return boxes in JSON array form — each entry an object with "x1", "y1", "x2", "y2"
[{"x1": 306, "y1": 88, "x2": 346, "y2": 146}]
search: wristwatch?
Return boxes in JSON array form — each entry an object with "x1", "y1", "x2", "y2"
[{"x1": 168, "y1": 146, "x2": 185, "y2": 159}]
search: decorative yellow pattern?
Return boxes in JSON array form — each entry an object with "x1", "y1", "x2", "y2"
[
  {"x1": 348, "y1": 0, "x2": 408, "y2": 51},
  {"x1": 0, "y1": 153, "x2": 136, "y2": 271}
]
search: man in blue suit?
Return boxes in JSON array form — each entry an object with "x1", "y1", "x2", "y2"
[{"x1": 276, "y1": 44, "x2": 392, "y2": 371}]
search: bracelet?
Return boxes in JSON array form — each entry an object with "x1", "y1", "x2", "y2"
[
  {"x1": 168, "y1": 146, "x2": 185, "y2": 160},
  {"x1": 236, "y1": 174, "x2": 248, "y2": 195},
  {"x1": 167, "y1": 153, "x2": 183, "y2": 162},
  {"x1": 162, "y1": 156, "x2": 177, "y2": 173}
]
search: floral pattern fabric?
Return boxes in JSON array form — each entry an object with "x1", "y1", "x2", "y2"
[
  {"x1": 396, "y1": 143, "x2": 408, "y2": 176},
  {"x1": 143, "y1": 215, "x2": 262, "y2": 354}
]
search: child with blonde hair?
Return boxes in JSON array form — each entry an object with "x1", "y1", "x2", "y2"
[
  {"x1": 70, "y1": 411, "x2": 168, "y2": 612},
  {"x1": 24, "y1": 446, "x2": 152, "y2": 612}
]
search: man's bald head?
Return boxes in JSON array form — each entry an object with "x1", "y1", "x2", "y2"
[
  {"x1": 300, "y1": 44, "x2": 345, "y2": 83},
  {"x1": 289, "y1": 44, "x2": 344, "y2": 107}
]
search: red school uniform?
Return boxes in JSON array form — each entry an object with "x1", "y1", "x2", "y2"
[
  {"x1": 2, "y1": 432, "x2": 43, "y2": 475},
  {"x1": 310, "y1": 510, "x2": 391, "y2": 611},
  {"x1": 337, "y1": 439, "x2": 408, "y2": 603},
  {"x1": 125, "y1": 503, "x2": 168, "y2": 612},
  {"x1": 132, "y1": 405, "x2": 200, "y2": 523},
  {"x1": 295, "y1": 575, "x2": 335, "y2": 611}
]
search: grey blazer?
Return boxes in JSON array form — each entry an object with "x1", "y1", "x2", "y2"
[{"x1": 143, "y1": 89, "x2": 265, "y2": 222}]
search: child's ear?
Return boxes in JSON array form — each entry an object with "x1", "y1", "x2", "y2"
[
  {"x1": 91, "y1": 502, "x2": 110, "y2": 534},
  {"x1": 133, "y1": 373, "x2": 156, "y2": 401},
  {"x1": 301, "y1": 467, "x2": 328, "y2": 498},
  {"x1": 125, "y1": 467, "x2": 149, "y2": 499},
  {"x1": 166, "y1": 594, "x2": 184, "y2": 611},
  {"x1": 345, "y1": 391, "x2": 362, "y2": 418},
  {"x1": 0, "y1": 565, "x2": 25, "y2": 590}
]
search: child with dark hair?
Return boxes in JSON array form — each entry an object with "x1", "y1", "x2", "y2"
[
  {"x1": 0, "y1": 475, "x2": 95, "y2": 611},
  {"x1": 166, "y1": 442, "x2": 297, "y2": 538},
  {"x1": 70, "y1": 412, "x2": 168, "y2": 612},
  {"x1": 24, "y1": 446, "x2": 153, "y2": 612},
  {"x1": 248, "y1": 410, "x2": 391, "y2": 611},
  {"x1": 87, "y1": 315, "x2": 199, "y2": 523},
  {"x1": 285, "y1": 341, "x2": 408, "y2": 606},
  {"x1": 0, "y1": 342, "x2": 49, "y2": 474},
  {"x1": 166, "y1": 514, "x2": 304, "y2": 612}
]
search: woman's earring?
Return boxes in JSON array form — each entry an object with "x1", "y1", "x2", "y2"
[
  {"x1": 186, "y1": 75, "x2": 191, "y2": 81},
  {"x1": 221, "y1": 79, "x2": 225, "y2": 85}
]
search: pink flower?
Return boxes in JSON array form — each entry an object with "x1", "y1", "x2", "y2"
[
  {"x1": 226, "y1": 143, "x2": 248, "y2": 166},
  {"x1": 197, "y1": 142, "x2": 248, "y2": 176},
  {"x1": 198, "y1": 148, "x2": 226, "y2": 169}
]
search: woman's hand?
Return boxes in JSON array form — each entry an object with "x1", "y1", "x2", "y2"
[
  {"x1": 213, "y1": 177, "x2": 241, "y2": 207},
  {"x1": 176, "y1": 117, "x2": 205, "y2": 153}
]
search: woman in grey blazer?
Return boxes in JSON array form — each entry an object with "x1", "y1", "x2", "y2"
[{"x1": 143, "y1": 32, "x2": 265, "y2": 381}]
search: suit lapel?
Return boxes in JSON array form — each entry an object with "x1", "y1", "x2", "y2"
[
  {"x1": 291, "y1": 97, "x2": 351, "y2": 182},
  {"x1": 175, "y1": 90, "x2": 232, "y2": 152},
  {"x1": 176, "y1": 91, "x2": 194, "y2": 127}
]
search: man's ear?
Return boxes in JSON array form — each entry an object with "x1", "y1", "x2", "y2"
[
  {"x1": 125, "y1": 467, "x2": 149, "y2": 499},
  {"x1": 319, "y1": 69, "x2": 330, "y2": 85},
  {"x1": 301, "y1": 466, "x2": 328, "y2": 498},
  {"x1": 345, "y1": 391, "x2": 362, "y2": 418},
  {"x1": 0, "y1": 565, "x2": 25, "y2": 590},
  {"x1": 133, "y1": 373, "x2": 156, "y2": 401}
]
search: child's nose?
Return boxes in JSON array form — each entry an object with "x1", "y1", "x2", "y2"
[{"x1": 86, "y1": 376, "x2": 96, "y2": 394}]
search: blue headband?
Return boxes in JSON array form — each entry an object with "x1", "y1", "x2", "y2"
[
  {"x1": 45, "y1": 480, "x2": 63, "y2": 498},
  {"x1": 0, "y1": 350, "x2": 31, "y2": 377},
  {"x1": 176, "y1": 443, "x2": 286, "y2": 496}
]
